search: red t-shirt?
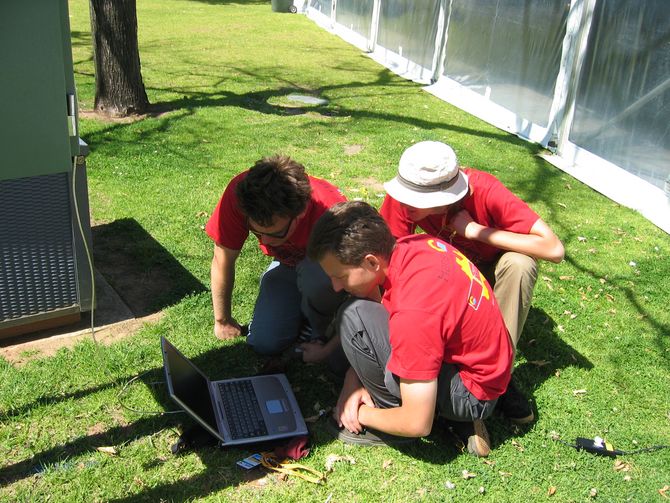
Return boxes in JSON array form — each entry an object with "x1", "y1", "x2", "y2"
[
  {"x1": 384, "y1": 235, "x2": 513, "y2": 401},
  {"x1": 379, "y1": 168, "x2": 540, "y2": 267},
  {"x1": 205, "y1": 172, "x2": 345, "y2": 266}
]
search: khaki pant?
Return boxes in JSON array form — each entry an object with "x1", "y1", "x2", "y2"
[{"x1": 481, "y1": 252, "x2": 538, "y2": 351}]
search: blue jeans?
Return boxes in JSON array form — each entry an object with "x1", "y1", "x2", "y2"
[{"x1": 246, "y1": 258, "x2": 347, "y2": 355}]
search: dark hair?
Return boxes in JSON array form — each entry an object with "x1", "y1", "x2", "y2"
[
  {"x1": 308, "y1": 201, "x2": 396, "y2": 265},
  {"x1": 236, "y1": 155, "x2": 312, "y2": 226}
]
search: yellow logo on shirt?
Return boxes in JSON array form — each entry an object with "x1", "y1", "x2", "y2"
[
  {"x1": 453, "y1": 249, "x2": 490, "y2": 310},
  {"x1": 426, "y1": 239, "x2": 491, "y2": 310},
  {"x1": 427, "y1": 239, "x2": 448, "y2": 253}
]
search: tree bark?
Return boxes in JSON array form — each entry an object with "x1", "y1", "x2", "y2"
[{"x1": 89, "y1": 0, "x2": 149, "y2": 117}]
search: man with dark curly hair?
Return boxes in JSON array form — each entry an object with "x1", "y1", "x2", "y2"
[{"x1": 205, "y1": 155, "x2": 347, "y2": 362}]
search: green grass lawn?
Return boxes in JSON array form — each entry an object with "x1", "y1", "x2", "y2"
[{"x1": 1, "y1": 0, "x2": 669, "y2": 501}]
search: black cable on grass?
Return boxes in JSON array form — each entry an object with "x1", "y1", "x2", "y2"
[{"x1": 116, "y1": 369, "x2": 184, "y2": 416}]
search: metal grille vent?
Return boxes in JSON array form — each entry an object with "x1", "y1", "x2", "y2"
[{"x1": 0, "y1": 173, "x2": 78, "y2": 321}]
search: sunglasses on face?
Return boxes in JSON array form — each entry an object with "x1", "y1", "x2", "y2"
[{"x1": 247, "y1": 216, "x2": 294, "y2": 239}]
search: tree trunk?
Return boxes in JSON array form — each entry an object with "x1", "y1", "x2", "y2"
[{"x1": 89, "y1": 0, "x2": 149, "y2": 117}]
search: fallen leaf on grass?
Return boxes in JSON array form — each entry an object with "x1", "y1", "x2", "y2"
[
  {"x1": 498, "y1": 471, "x2": 512, "y2": 477},
  {"x1": 530, "y1": 360, "x2": 551, "y2": 367},
  {"x1": 325, "y1": 454, "x2": 355, "y2": 472},
  {"x1": 511, "y1": 440, "x2": 524, "y2": 452},
  {"x1": 573, "y1": 389, "x2": 587, "y2": 396},
  {"x1": 482, "y1": 459, "x2": 496, "y2": 466},
  {"x1": 578, "y1": 236, "x2": 587, "y2": 242},
  {"x1": 445, "y1": 480, "x2": 456, "y2": 490},
  {"x1": 416, "y1": 488, "x2": 427, "y2": 497},
  {"x1": 589, "y1": 488, "x2": 598, "y2": 498},
  {"x1": 548, "y1": 486, "x2": 557, "y2": 496},
  {"x1": 96, "y1": 446, "x2": 118, "y2": 456},
  {"x1": 559, "y1": 275, "x2": 574, "y2": 281},
  {"x1": 462, "y1": 469, "x2": 476, "y2": 479},
  {"x1": 479, "y1": 486, "x2": 486, "y2": 494},
  {"x1": 382, "y1": 459, "x2": 393, "y2": 469},
  {"x1": 613, "y1": 460, "x2": 631, "y2": 472},
  {"x1": 659, "y1": 485, "x2": 670, "y2": 499}
]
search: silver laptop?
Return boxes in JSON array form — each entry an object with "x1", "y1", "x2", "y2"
[{"x1": 161, "y1": 336, "x2": 308, "y2": 446}]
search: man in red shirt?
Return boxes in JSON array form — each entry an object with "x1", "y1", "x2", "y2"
[
  {"x1": 205, "y1": 155, "x2": 347, "y2": 362},
  {"x1": 380, "y1": 141, "x2": 564, "y2": 424},
  {"x1": 308, "y1": 201, "x2": 513, "y2": 457}
]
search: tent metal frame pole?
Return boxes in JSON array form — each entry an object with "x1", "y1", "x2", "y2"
[
  {"x1": 368, "y1": 0, "x2": 381, "y2": 53},
  {"x1": 431, "y1": 0, "x2": 451, "y2": 84},
  {"x1": 554, "y1": 0, "x2": 598, "y2": 155}
]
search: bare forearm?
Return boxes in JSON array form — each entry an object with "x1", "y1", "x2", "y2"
[
  {"x1": 465, "y1": 223, "x2": 564, "y2": 263},
  {"x1": 358, "y1": 404, "x2": 432, "y2": 437},
  {"x1": 211, "y1": 246, "x2": 240, "y2": 323},
  {"x1": 358, "y1": 379, "x2": 437, "y2": 437},
  {"x1": 211, "y1": 263, "x2": 234, "y2": 322}
]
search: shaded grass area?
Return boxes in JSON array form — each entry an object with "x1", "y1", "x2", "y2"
[{"x1": 1, "y1": 0, "x2": 669, "y2": 501}]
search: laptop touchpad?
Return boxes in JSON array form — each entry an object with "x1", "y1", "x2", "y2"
[{"x1": 266, "y1": 399, "x2": 285, "y2": 414}]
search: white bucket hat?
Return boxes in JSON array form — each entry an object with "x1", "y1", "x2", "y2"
[{"x1": 383, "y1": 141, "x2": 469, "y2": 209}]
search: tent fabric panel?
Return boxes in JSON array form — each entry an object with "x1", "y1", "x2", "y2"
[
  {"x1": 570, "y1": 0, "x2": 670, "y2": 189},
  {"x1": 442, "y1": 0, "x2": 568, "y2": 128}
]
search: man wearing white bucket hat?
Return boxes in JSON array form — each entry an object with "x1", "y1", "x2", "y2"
[{"x1": 381, "y1": 141, "x2": 564, "y2": 424}]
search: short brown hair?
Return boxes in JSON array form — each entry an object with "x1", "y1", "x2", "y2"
[
  {"x1": 236, "y1": 155, "x2": 312, "y2": 226},
  {"x1": 308, "y1": 201, "x2": 395, "y2": 265}
]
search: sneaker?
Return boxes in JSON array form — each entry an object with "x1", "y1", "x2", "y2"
[
  {"x1": 325, "y1": 417, "x2": 416, "y2": 447},
  {"x1": 469, "y1": 419, "x2": 491, "y2": 457},
  {"x1": 443, "y1": 419, "x2": 491, "y2": 457},
  {"x1": 498, "y1": 378, "x2": 535, "y2": 424}
]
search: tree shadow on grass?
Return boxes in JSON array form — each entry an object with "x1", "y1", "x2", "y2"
[
  {"x1": 78, "y1": 64, "x2": 536, "y2": 168},
  {"x1": 92, "y1": 218, "x2": 207, "y2": 317},
  {"x1": 513, "y1": 306, "x2": 593, "y2": 421},
  {"x1": 0, "y1": 306, "x2": 593, "y2": 497},
  {"x1": 0, "y1": 342, "x2": 278, "y2": 493},
  {"x1": 0, "y1": 339, "x2": 375, "y2": 499}
]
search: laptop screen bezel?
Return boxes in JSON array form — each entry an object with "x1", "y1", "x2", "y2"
[{"x1": 161, "y1": 336, "x2": 226, "y2": 443}]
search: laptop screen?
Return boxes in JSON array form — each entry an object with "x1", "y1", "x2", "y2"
[{"x1": 162, "y1": 339, "x2": 218, "y2": 432}]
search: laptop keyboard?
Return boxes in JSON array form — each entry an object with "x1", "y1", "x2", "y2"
[{"x1": 218, "y1": 380, "x2": 268, "y2": 440}]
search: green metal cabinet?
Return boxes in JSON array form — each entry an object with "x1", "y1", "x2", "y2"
[{"x1": 0, "y1": 0, "x2": 93, "y2": 338}]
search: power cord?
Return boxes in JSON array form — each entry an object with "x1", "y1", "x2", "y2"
[
  {"x1": 116, "y1": 369, "x2": 183, "y2": 415},
  {"x1": 72, "y1": 154, "x2": 178, "y2": 417},
  {"x1": 556, "y1": 437, "x2": 670, "y2": 457}
]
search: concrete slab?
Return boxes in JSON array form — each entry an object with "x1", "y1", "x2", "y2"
[{"x1": 0, "y1": 270, "x2": 163, "y2": 365}]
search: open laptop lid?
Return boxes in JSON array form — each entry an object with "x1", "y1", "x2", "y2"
[{"x1": 161, "y1": 336, "x2": 225, "y2": 442}]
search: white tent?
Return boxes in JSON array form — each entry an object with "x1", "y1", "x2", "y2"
[{"x1": 305, "y1": 0, "x2": 670, "y2": 233}]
